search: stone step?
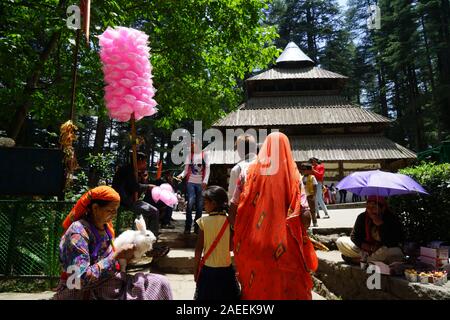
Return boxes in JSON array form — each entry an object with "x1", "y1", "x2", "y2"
[
  {"x1": 157, "y1": 227, "x2": 198, "y2": 249},
  {"x1": 312, "y1": 227, "x2": 352, "y2": 236},
  {"x1": 151, "y1": 248, "x2": 196, "y2": 274},
  {"x1": 326, "y1": 202, "x2": 366, "y2": 210},
  {"x1": 148, "y1": 250, "x2": 328, "y2": 300}
]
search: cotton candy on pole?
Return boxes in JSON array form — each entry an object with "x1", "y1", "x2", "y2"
[{"x1": 99, "y1": 27, "x2": 157, "y2": 122}]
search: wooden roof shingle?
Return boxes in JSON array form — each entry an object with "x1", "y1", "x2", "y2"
[
  {"x1": 213, "y1": 96, "x2": 390, "y2": 127},
  {"x1": 247, "y1": 66, "x2": 348, "y2": 81},
  {"x1": 206, "y1": 135, "x2": 416, "y2": 165}
]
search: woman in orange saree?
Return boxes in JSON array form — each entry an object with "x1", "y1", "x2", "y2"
[{"x1": 233, "y1": 132, "x2": 318, "y2": 300}]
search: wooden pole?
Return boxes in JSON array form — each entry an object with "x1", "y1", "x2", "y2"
[
  {"x1": 130, "y1": 113, "x2": 138, "y2": 182},
  {"x1": 69, "y1": 29, "x2": 81, "y2": 121}
]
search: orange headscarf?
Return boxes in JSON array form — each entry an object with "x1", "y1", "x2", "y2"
[
  {"x1": 62, "y1": 186, "x2": 120, "y2": 237},
  {"x1": 234, "y1": 132, "x2": 318, "y2": 300}
]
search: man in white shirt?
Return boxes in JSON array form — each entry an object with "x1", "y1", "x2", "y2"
[
  {"x1": 177, "y1": 137, "x2": 210, "y2": 234},
  {"x1": 228, "y1": 134, "x2": 257, "y2": 201}
]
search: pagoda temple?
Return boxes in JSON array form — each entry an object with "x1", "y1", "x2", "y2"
[{"x1": 206, "y1": 42, "x2": 416, "y2": 186}]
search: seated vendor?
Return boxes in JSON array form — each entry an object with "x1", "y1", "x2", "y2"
[{"x1": 336, "y1": 195, "x2": 405, "y2": 265}]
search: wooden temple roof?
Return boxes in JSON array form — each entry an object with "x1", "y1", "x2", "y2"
[
  {"x1": 247, "y1": 66, "x2": 347, "y2": 81},
  {"x1": 214, "y1": 96, "x2": 390, "y2": 127},
  {"x1": 206, "y1": 135, "x2": 416, "y2": 165}
]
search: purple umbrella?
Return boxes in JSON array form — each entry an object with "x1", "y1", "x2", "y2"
[{"x1": 336, "y1": 170, "x2": 428, "y2": 197}]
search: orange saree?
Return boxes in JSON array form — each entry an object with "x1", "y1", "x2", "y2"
[{"x1": 233, "y1": 132, "x2": 318, "y2": 300}]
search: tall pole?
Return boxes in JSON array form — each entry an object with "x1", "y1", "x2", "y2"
[
  {"x1": 130, "y1": 113, "x2": 138, "y2": 182},
  {"x1": 69, "y1": 29, "x2": 81, "y2": 121}
]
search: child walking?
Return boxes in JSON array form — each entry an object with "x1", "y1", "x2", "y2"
[
  {"x1": 303, "y1": 164, "x2": 318, "y2": 227},
  {"x1": 194, "y1": 186, "x2": 240, "y2": 300}
]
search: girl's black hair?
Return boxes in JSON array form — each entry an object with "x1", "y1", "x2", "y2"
[{"x1": 202, "y1": 186, "x2": 229, "y2": 212}]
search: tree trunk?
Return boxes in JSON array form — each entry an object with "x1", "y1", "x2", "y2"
[
  {"x1": 377, "y1": 61, "x2": 389, "y2": 118},
  {"x1": 407, "y1": 66, "x2": 425, "y2": 151},
  {"x1": 420, "y1": 15, "x2": 436, "y2": 93},
  {"x1": 88, "y1": 117, "x2": 108, "y2": 187},
  {"x1": 436, "y1": 0, "x2": 450, "y2": 134},
  {"x1": 108, "y1": 119, "x2": 114, "y2": 151},
  {"x1": 7, "y1": 0, "x2": 67, "y2": 141},
  {"x1": 393, "y1": 77, "x2": 401, "y2": 118},
  {"x1": 8, "y1": 31, "x2": 61, "y2": 140},
  {"x1": 305, "y1": 3, "x2": 316, "y2": 61}
]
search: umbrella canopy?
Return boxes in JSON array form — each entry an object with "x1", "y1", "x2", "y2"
[{"x1": 336, "y1": 170, "x2": 428, "y2": 197}]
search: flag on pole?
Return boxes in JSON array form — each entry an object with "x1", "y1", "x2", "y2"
[{"x1": 80, "y1": 0, "x2": 91, "y2": 45}]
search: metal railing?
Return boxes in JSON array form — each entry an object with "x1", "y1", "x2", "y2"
[{"x1": 0, "y1": 200, "x2": 134, "y2": 279}]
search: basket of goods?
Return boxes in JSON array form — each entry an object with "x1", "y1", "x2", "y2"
[
  {"x1": 418, "y1": 272, "x2": 432, "y2": 284},
  {"x1": 431, "y1": 271, "x2": 447, "y2": 286},
  {"x1": 404, "y1": 269, "x2": 418, "y2": 282}
]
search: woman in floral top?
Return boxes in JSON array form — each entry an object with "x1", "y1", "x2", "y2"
[{"x1": 52, "y1": 186, "x2": 172, "y2": 300}]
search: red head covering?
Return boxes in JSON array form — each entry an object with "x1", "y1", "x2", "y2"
[
  {"x1": 62, "y1": 186, "x2": 120, "y2": 237},
  {"x1": 234, "y1": 132, "x2": 317, "y2": 300}
]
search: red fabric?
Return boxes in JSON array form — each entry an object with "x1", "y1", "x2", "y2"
[
  {"x1": 324, "y1": 187, "x2": 330, "y2": 204},
  {"x1": 233, "y1": 132, "x2": 317, "y2": 300},
  {"x1": 312, "y1": 164, "x2": 325, "y2": 182},
  {"x1": 79, "y1": 0, "x2": 91, "y2": 44},
  {"x1": 62, "y1": 186, "x2": 120, "y2": 238},
  {"x1": 364, "y1": 214, "x2": 376, "y2": 245},
  {"x1": 156, "y1": 160, "x2": 162, "y2": 180}
]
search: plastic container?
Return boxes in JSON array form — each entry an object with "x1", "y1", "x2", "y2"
[
  {"x1": 419, "y1": 274, "x2": 429, "y2": 284},
  {"x1": 404, "y1": 271, "x2": 418, "y2": 282}
]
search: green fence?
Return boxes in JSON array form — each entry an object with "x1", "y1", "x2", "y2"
[{"x1": 0, "y1": 200, "x2": 135, "y2": 278}]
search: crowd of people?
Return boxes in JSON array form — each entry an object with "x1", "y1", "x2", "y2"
[{"x1": 53, "y1": 132, "x2": 406, "y2": 300}]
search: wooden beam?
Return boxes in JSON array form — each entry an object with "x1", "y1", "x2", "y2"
[{"x1": 338, "y1": 161, "x2": 344, "y2": 180}]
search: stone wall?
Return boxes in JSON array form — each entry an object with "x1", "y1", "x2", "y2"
[{"x1": 315, "y1": 251, "x2": 450, "y2": 300}]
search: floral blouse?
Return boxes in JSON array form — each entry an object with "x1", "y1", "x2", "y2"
[{"x1": 59, "y1": 219, "x2": 118, "y2": 288}]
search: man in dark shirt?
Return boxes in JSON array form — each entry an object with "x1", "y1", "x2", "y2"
[
  {"x1": 112, "y1": 152, "x2": 160, "y2": 236},
  {"x1": 336, "y1": 195, "x2": 405, "y2": 265},
  {"x1": 142, "y1": 170, "x2": 177, "y2": 229}
]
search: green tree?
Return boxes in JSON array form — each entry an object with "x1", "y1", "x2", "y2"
[{"x1": 1, "y1": 0, "x2": 279, "y2": 142}]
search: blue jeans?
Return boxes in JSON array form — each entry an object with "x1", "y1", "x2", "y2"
[
  {"x1": 186, "y1": 182, "x2": 203, "y2": 230},
  {"x1": 315, "y1": 182, "x2": 329, "y2": 216}
]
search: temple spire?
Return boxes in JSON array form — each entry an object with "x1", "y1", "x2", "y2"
[{"x1": 276, "y1": 41, "x2": 315, "y2": 68}]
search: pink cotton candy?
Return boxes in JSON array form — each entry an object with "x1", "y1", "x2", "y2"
[
  {"x1": 160, "y1": 183, "x2": 174, "y2": 193},
  {"x1": 159, "y1": 190, "x2": 173, "y2": 206},
  {"x1": 152, "y1": 186, "x2": 162, "y2": 202},
  {"x1": 99, "y1": 26, "x2": 158, "y2": 122},
  {"x1": 169, "y1": 193, "x2": 178, "y2": 206}
]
